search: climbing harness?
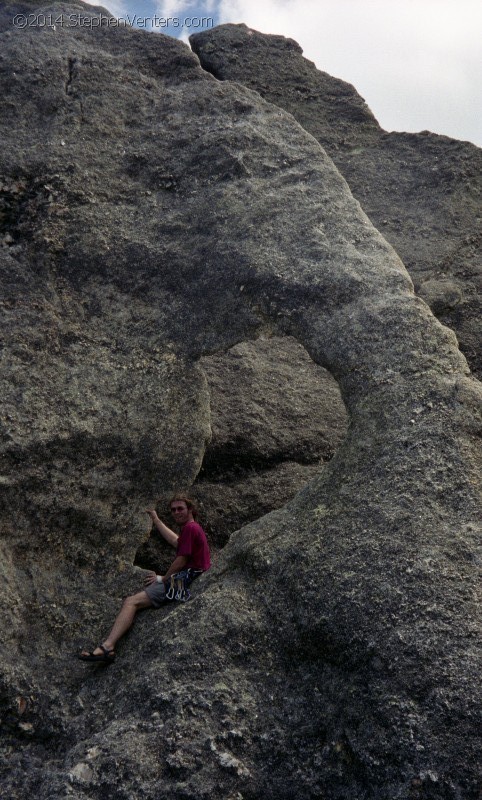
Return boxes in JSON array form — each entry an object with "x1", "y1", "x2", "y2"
[{"x1": 165, "y1": 568, "x2": 202, "y2": 601}]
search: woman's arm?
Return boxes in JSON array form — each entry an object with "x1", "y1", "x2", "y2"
[{"x1": 145, "y1": 509, "x2": 179, "y2": 548}]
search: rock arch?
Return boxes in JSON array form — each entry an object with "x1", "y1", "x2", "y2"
[{"x1": 0, "y1": 6, "x2": 480, "y2": 798}]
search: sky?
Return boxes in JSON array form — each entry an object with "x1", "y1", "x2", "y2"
[{"x1": 84, "y1": 0, "x2": 481, "y2": 147}]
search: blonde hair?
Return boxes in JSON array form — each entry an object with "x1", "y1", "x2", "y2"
[{"x1": 169, "y1": 494, "x2": 198, "y2": 519}]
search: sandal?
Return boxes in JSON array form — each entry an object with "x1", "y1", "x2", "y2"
[{"x1": 77, "y1": 644, "x2": 115, "y2": 663}]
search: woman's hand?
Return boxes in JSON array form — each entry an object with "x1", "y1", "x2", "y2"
[{"x1": 143, "y1": 571, "x2": 158, "y2": 586}]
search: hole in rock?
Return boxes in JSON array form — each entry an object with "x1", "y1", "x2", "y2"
[{"x1": 134, "y1": 335, "x2": 348, "y2": 570}]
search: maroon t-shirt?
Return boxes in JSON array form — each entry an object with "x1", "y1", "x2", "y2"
[{"x1": 176, "y1": 520, "x2": 211, "y2": 572}]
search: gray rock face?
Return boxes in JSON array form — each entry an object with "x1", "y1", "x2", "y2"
[
  {"x1": 136, "y1": 335, "x2": 348, "y2": 567},
  {"x1": 0, "y1": 5, "x2": 480, "y2": 800},
  {"x1": 187, "y1": 22, "x2": 481, "y2": 548},
  {"x1": 197, "y1": 336, "x2": 348, "y2": 545},
  {"x1": 191, "y1": 23, "x2": 482, "y2": 377}
]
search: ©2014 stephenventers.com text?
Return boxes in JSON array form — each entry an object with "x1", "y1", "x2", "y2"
[{"x1": 12, "y1": 13, "x2": 214, "y2": 30}]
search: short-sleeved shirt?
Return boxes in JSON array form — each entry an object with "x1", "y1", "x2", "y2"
[{"x1": 176, "y1": 520, "x2": 211, "y2": 572}]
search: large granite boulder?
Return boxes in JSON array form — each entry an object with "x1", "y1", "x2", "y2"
[
  {"x1": 0, "y1": 4, "x2": 480, "y2": 799},
  {"x1": 191, "y1": 23, "x2": 482, "y2": 377}
]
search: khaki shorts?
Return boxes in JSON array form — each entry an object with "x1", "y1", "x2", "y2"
[{"x1": 144, "y1": 580, "x2": 167, "y2": 608}]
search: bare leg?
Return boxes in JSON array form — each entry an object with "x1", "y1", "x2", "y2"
[{"x1": 82, "y1": 591, "x2": 152, "y2": 657}]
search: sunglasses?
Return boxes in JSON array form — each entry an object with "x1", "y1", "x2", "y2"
[{"x1": 171, "y1": 506, "x2": 187, "y2": 512}]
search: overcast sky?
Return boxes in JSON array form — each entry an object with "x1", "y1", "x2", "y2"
[{"x1": 84, "y1": 0, "x2": 481, "y2": 147}]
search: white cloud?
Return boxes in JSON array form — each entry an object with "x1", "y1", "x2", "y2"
[
  {"x1": 157, "y1": 0, "x2": 193, "y2": 18},
  {"x1": 156, "y1": 0, "x2": 218, "y2": 21}
]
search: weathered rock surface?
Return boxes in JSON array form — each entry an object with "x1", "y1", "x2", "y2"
[
  {"x1": 0, "y1": 4, "x2": 480, "y2": 800},
  {"x1": 196, "y1": 336, "x2": 348, "y2": 545},
  {"x1": 186, "y1": 23, "x2": 481, "y2": 547},
  {"x1": 191, "y1": 23, "x2": 482, "y2": 377},
  {"x1": 136, "y1": 336, "x2": 348, "y2": 564}
]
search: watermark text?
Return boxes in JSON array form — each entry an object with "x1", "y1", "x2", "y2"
[{"x1": 12, "y1": 12, "x2": 214, "y2": 31}]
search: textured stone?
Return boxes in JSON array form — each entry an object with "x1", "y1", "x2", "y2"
[
  {"x1": 0, "y1": 5, "x2": 480, "y2": 800},
  {"x1": 135, "y1": 335, "x2": 348, "y2": 562},
  {"x1": 191, "y1": 23, "x2": 482, "y2": 376},
  {"x1": 197, "y1": 336, "x2": 347, "y2": 542}
]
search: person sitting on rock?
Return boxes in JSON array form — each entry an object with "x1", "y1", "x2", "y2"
[{"x1": 77, "y1": 494, "x2": 211, "y2": 663}]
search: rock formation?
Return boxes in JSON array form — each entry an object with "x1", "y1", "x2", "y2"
[
  {"x1": 0, "y1": 4, "x2": 480, "y2": 800},
  {"x1": 182, "y1": 22, "x2": 481, "y2": 554},
  {"x1": 191, "y1": 24, "x2": 482, "y2": 377}
]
